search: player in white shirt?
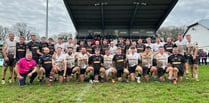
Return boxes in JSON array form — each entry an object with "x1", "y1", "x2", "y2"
[
  {"x1": 126, "y1": 47, "x2": 142, "y2": 83},
  {"x1": 151, "y1": 46, "x2": 169, "y2": 82},
  {"x1": 54, "y1": 37, "x2": 65, "y2": 53},
  {"x1": 103, "y1": 48, "x2": 117, "y2": 83},
  {"x1": 145, "y1": 37, "x2": 155, "y2": 52},
  {"x1": 64, "y1": 37, "x2": 74, "y2": 53},
  {"x1": 53, "y1": 47, "x2": 66, "y2": 82},
  {"x1": 153, "y1": 37, "x2": 164, "y2": 52},
  {"x1": 109, "y1": 41, "x2": 117, "y2": 55}
]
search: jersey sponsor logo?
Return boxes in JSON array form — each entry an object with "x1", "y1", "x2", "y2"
[
  {"x1": 116, "y1": 59, "x2": 124, "y2": 62},
  {"x1": 172, "y1": 62, "x2": 182, "y2": 65}
]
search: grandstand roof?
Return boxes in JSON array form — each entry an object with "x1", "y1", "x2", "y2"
[{"x1": 64, "y1": 0, "x2": 178, "y2": 31}]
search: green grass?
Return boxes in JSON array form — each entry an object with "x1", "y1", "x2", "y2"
[{"x1": 0, "y1": 66, "x2": 209, "y2": 103}]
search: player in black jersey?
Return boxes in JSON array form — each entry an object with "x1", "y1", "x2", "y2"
[
  {"x1": 86, "y1": 40, "x2": 93, "y2": 54},
  {"x1": 48, "y1": 38, "x2": 55, "y2": 55},
  {"x1": 87, "y1": 48, "x2": 105, "y2": 83},
  {"x1": 27, "y1": 35, "x2": 42, "y2": 63},
  {"x1": 136, "y1": 39, "x2": 145, "y2": 53},
  {"x1": 38, "y1": 47, "x2": 53, "y2": 86},
  {"x1": 168, "y1": 48, "x2": 186, "y2": 84},
  {"x1": 113, "y1": 47, "x2": 129, "y2": 82},
  {"x1": 39, "y1": 37, "x2": 48, "y2": 53},
  {"x1": 16, "y1": 36, "x2": 27, "y2": 61},
  {"x1": 164, "y1": 37, "x2": 177, "y2": 54}
]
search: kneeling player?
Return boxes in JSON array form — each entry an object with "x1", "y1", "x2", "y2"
[
  {"x1": 65, "y1": 47, "x2": 80, "y2": 82},
  {"x1": 141, "y1": 46, "x2": 153, "y2": 82},
  {"x1": 126, "y1": 47, "x2": 142, "y2": 83},
  {"x1": 113, "y1": 48, "x2": 129, "y2": 82},
  {"x1": 103, "y1": 49, "x2": 117, "y2": 83},
  {"x1": 151, "y1": 46, "x2": 169, "y2": 82},
  {"x1": 38, "y1": 47, "x2": 54, "y2": 86},
  {"x1": 167, "y1": 48, "x2": 186, "y2": 84},
  {"x1": 87, "y1": 48, "x2": 105, "y2": 83},
  {"x1": 53, "y1": 47, "x2": 67, "y2": 82}
]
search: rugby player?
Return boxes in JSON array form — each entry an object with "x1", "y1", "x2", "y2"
[
  {"x1": 2, "y1": 33, "x2": 16, "y2": 84},
  {"x1": 164, "y1": 37, "x2": 177, "y2": 55},
  {"x1": 113, "y1": 47, "x2": 129, "y2": 82},
  {"x1": 48, "y1": 38, "x2": 55, "y2": 55},
  {"x1": 103, "y1": 48, "x2": 117, "y2": 83},
  {"x1": 185, "y1": 35, "x2": 199, "y2": 81},
  {"x1": 126, "y1": 46, "x2": 142, "y2": 83},
  {"x1": 136, "y1": 39, "x2": 145, "y2": 53},
  {"x1": 39, "y1": 37, "x2": 48, "y2": 54},
  {"x1": 168, "y1": 48, "x2": 186, "y2": 84},
  {"x1": 15, "y1": 52, "x2": 38, "y2": 86}
]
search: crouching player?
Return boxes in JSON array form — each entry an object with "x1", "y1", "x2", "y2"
[
  {"x1": 38, "y1": 47, "x2": 54, "y2": 86},
  {"x1": 103, "y1": 48, "x2": 117, "y2": 83},
  {"x1": 126, "y1": 47, "x2": 142, "y2": 83},
  {"x1": 15, "y1": 52, "x2": 37, "y2": 86},
  {"x1": 87, "y1": 48, "x2": 105, "y2": 83},
  {"x1": 151, "y1": 46, "x2": 169, "y2": 82},
  {"x1": 113, "y1": 47, "x2": 129, "y2": 82},
  {"x1": 167, "y1": 48, "x2": 186, "y2": 84},
  {"x1": 53, "y1": 47, "x2": 67, "y2": 82},
  {"x1": 65, "y1": 47, "x2": 80, "y2": 82}
]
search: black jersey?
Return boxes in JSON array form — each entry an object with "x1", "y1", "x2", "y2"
[
  {"x1": 48, "y1": 44, "x2": 55, "y2": 55},
  {"x1": 88, "y1": 55, "x2": 103, "y2": 70},
  {"x1": 39, "y1": 42, "x2": 48, "y2": 53},
  {"x1": 86, "y1": 45, "x2": 93, "y2": 54},
  {"x1": 168, "y1": 54, "x2": 186, "y2": 70},
  {"x1": 164, "y1": 43, "x2": 177, "y2": 53},
  {"x1": 136, "y1": 44, "x2": 145, "y2": 53},
  {"x1": 39, "y1": 54, "x2": 53, "y2": 69},
  {"x1": 116, "y1": 43, "x2": 125, "y2": 54},
  {"x1": 16, "y1": 42, "x2": 27, "y2": 61},
  {"x1": 113, "y1": 54, "x2": 126, "y2": 70},
  {"x1": 27, "y1": 41, "x2": 40, "y2": 57}
]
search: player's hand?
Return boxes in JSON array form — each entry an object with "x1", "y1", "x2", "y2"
[
  {"x1": 18, "y1": 75, "x2": 24, "y2": 80},
  {"x1": 193, "y1": 56, "x2": 196, "y2": 60},
  {"x1": 4, "y1": 56, "x2": 9, "y2": 61},
  {"x1": 28, "y1": 73, "x2": 32, "y2": 77}
]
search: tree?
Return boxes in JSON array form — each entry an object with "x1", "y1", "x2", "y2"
[
  {"x1": 0, "y1": 25, "x2": 9, "y2": 40},
  {"x1": 157, "y1": 26, "x2": 186, "y2": 41},
  {"x1": 12, "y1": 22, "x2": 34, "y2": 40}
]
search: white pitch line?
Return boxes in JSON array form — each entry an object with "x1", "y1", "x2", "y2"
[{"x1": 75, "y1": 84, "x2": 92, "y2": 103}]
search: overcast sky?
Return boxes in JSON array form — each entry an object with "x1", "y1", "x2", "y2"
[{"x1": 0, "y1": 0, "x2": 209, "y2": 37}]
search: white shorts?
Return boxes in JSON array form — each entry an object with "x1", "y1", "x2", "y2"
[{"x1": 105, "y1": 67, "x2": 113, "y2": 76}]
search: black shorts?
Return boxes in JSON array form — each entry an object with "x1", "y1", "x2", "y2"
[
  {"x1": 58, "y1": 70, "x2": 64, "y2": 76},
  {"x1": 129, "y1": 65, "x2": 137, "y2": 73},
  {"x1": 142, "y1": 66, "x2": 150, "y2": 76},
  {"x1": 43, "y1": 67, "x2": 52, "y2": 78},
  {"x1": 186, "y1": 55, "x2": 198, "y2": 64},
  {"x1": 4, "y1": 57, "x2": 16, "y2": 67},
  {"x1": 117, "y1": 69, "x2": 124, "y2": 77},
  {"x1": 158, "y1": 67, "x2": 167, "y2": 77},
  {"x1": 67, "y1": 67, "x2": 75, "y2": 76},
  {"x1": 177, "y1": 68, "x2": 184, "y2": 77},
  {"x1": 94, "y1": 67, "x2": 100, "y2": 75},
  {"x1": 80, "y1": 68, "x2": 86, "y2": 75}
]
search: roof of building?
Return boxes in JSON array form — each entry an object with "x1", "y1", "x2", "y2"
[{"x1": 64, "y1": 0, "x2": 178, "y2": 32}]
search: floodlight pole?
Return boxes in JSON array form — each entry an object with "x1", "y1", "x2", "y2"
[{"x1": 46, "y1": 0, "x2": 49, "y2": 38}]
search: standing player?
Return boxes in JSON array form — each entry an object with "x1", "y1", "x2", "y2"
[
  {"x1": 168, "y1": 48, "x2": 186, "y2": 84},
  {"x1": 140, "y1": 46, "x2": 154, "y2": 82},
  {"x1": 16, "y1": 37, "x2": 27, "y2": 61},
  {"x1": 185, "y1": 35, "x2": 199, "y2": 81},
  {"x1": 38, "y1": 47, "x2": 53, "y2": 86},
  {"x1": 136, "y1": 39, "x2": 145, "y2": 53},
  {"x1": 87, "y1": 48, "x2": 105, "y2": 83},
  {"x1": 48, "y1": 38, "x2": 55, "y2": 55},
  {"x1": 77, "y1": 47, "x2": 89, "y2": 82},
  {"x1": 126, "y1": 47, "x2": 142, "y2": 83},
  {"x1": 27, "y1": 35, "x2": 42, "y2": 64},
  {"x1": 151, "y1": 46, "x2": 169, "y2": 82},
  {"x1": 54, "y1": 37, "x2": 65, "y2": 53},
  {"x1": 103, "y1": 49, "x2": 117, "y2": 83},
  {"x1": 39, "y1": 37, "x2": 48, "y2": 54},
  {"x1": 53, "y1": 47, "x2": 66, "y2": 82},
  {"x1": 65, "y1": 47, "x2": 80, "y2": 82},
  {"x1": 2, "y1": 33, "x2": 16, "y2": 84},
  {"x1": 164, "y1": 37, "x2": 176, "y2": 55},
  {"x1": 113, "y1": 47, "x2": 129, "y2": 82}
]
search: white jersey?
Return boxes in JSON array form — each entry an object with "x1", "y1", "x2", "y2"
[
  {"x1": 175, "y1": 40, "x2": 187, "y2": 54},
  {"x1": 103, "y1": 55, "x2": 114, "y2": 69},
  {"x1": 154, "y1": 53, "x2": 169, "y2": 69},
  {"x1": 65, "y1": 53, "x2": 76, "y2": 68},
  {"x1": 77, "y1": 53, "x2": 89, "y2": 68},
  {"x1": 126, "y1": 53, "x2": 140, "y2": 67},
  {"x1": 153, "y1": 42, "x2": 165, "y2": 52},
  {"x1": 54, "y1": 43, "x2": 65, "y2": 53},
  {"x1": 145, "y1": 43, "x2": 155, "y2": 52},
  {"x1": 3, "y1": 39, "x2": 16, "y2": 58},
  {"x1": 64, "y1": 42, "x2": 74, "y2": 52},
  {"x1": 109, "y1": 46, "x2": 117, "y2": 55},
  {"x1": 54, "y1": 53, "x2": 66, "y2": 70},
  {"x1": 141, "y1": 52, "x2": 153, "y2": 68},
  {"x1": 186, "y1": 41, "x2": 198, "y2": 55}
]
